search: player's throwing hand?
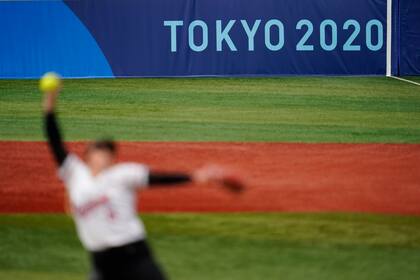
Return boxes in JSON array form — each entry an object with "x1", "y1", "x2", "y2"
[{"x1": 194, "y1": 164, "x2": 245, "y2": 193}]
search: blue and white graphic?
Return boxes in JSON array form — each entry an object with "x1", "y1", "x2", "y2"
[{"x1": 0, "y1": 1, "x2": 113, "y2": 78}]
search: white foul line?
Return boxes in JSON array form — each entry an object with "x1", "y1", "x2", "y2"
[{"x1": 389, "y1": 76, "x2": 420, "y2": 86}]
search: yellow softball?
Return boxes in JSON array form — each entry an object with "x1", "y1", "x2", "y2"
[{"x1": 39, "y1": 72, "x2": 62, "y2": 93}]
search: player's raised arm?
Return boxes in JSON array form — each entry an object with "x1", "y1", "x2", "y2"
[{"x1": 41, "y1": 74, "x2": 68, "y2": 166}]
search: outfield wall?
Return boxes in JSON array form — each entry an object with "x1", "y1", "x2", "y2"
[
  {"x1": 0, "y1": 0, "x2": 418, "y2": 78},
  {"x1": 398, "y1": 0, "x2": 420, "y2": 75}
]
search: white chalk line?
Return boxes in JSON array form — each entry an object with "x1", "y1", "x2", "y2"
[{"x1": 388, "y1": 76, "x2": 420, "y2": 86}]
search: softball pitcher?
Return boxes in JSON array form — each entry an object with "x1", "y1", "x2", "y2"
[{"x1": 42, "y1": 88, "x2": 243, "y2": 280}]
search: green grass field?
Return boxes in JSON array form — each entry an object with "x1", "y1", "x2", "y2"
[
  {"x1": 1, "y1": 77, "x2": 420, "y2": 142},
  {"x1": 1, "y1": 214, "x2": 420, "y2": 280},
  {"x1": 1, "y1": 77, "x2": 420, "y2": 279}
]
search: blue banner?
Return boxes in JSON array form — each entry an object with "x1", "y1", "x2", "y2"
[
  {"x1": 0, "y1": 0, "x2": 390, "y2": 78},
  {"x1": 399, "y1": 0, "x2": 420, "y2": 75}
]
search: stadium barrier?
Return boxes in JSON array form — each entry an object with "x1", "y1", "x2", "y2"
[{"x1": 0, "y1": 0, "x2": 418, "y2": 78}]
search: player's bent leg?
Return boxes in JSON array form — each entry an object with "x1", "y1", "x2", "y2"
[
  {"x1": 90, "y1": 239, "x2": 166, "y2": 280},
  {"x1": 124, "y1": 240, "x2": 167, "y2": 280},
  {"x1": 131, "y1": 257, "x2": 167, "y2": 280}
]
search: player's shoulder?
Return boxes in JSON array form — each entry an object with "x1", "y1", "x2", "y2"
[
  {"x1": 108, "y1": 162, "x2": 149, "y2": 174},
  {"x1": 105, "y1": 162, "x2": 150, "y2": 187},
  {"x1": 62, "y1": 153, "x2": 85, "y2": 168},
  {"x1": 58, "y1": 153, "x2": 86, "y2": 181}
]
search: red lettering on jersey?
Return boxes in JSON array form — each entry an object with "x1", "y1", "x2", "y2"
[{"x1": 73, "y1": 195, "x2": 116, "y2": 219}]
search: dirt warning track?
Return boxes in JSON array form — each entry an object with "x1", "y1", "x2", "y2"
[{"x1": 1, "y1": 141, "x2": 420, "y2": 215}]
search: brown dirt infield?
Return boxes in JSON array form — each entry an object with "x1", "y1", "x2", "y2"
[{"x1": 1, "y1": 141, "x2": 420, "y2": 215}]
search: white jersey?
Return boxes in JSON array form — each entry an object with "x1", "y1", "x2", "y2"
[{"x1": 58, "y1": 154, "x2": 149, "y2": 252}]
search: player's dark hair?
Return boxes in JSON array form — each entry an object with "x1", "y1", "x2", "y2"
[{"x1": 87, "y1": 139, "x2": 117, "y2": 155}]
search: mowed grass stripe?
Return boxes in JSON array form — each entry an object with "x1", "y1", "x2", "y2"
[
  {"x1": 0, "y1": 77, "x2": 420, "y2": 142},
  {"x1": 1, "y1": 213, "x2": 420, "y2": 280}
]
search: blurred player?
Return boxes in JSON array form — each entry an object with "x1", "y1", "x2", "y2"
[{"x1": 42, "y1": 88, "x2": 243, "y2": 280}]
